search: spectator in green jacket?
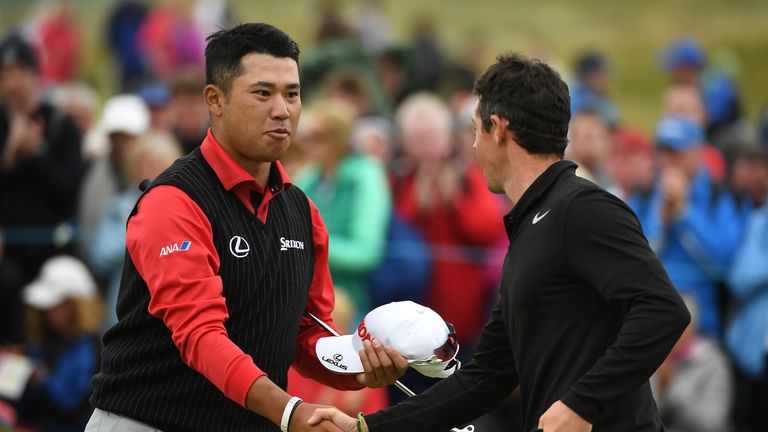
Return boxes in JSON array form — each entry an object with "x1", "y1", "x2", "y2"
[{"x1": 294, "y1": 99, "x2": 391, "y2": 319}]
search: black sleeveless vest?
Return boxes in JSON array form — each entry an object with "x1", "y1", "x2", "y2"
[{"x1": 91, "y1": 149, "x2": 315, "y2": 432}]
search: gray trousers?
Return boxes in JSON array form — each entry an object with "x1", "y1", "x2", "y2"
[{"x1": 85, "y1": 408, "x2": 163, "y2": 432}]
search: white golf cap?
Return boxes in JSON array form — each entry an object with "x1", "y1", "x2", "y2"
[
  {"x1": 23, "y1": 255, "x2": 97, "y2": 310},
  {"x1": 316, "y1": 301, "x2": 460, "y2": 378},
  {"x1": 101, "y1": 94, "x2": 150, "y2": 136}
]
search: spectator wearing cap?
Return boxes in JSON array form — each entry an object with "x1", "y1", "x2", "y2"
[
  {"x1": 661, "y1": 83, "x2": 729, "y2": 180},
  {"x1": 77, "y1": 94, "x2": 149, "y2": 258},
  {"x1": 88, "y1": 131, "x2": 182, "y2": 329},
  {"x1": 569, "y1": 50, "x2": 621, "y2": 128},
  {"x1": 659, "y1": 37, "x2": 755, "y2": 160},
  {"x1": 0, "y1": 31, "x2": 84, "y2": 344},
  {"x1": 628, "y1": 115, "x2": 750, "y2": 336},
  {"x1": 13, "y1": 255, "x2": 102, "y2": 432},
  {"x1": 138, "y1": 81, "x2": 172, "y2": 132},
  {"x1": 659, "y1": 38, "x2": 706, "y2": 86},
  {"x1": 607, "y1": 127, "x2": 656, "y2": 201}
]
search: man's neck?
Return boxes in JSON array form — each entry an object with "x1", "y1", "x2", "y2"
[
  {"x1": 503, "y1": 154, "x2": 561, "y2": 205},
  {"x1": 251, "y1": 162, "x2": 271, "y2": 189},
  {"x1": 210, "y1": 126, "x2": 271, "y2": 189}
]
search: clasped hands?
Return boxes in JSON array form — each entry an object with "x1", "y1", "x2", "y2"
[
  {"x1": 304, "y1": 398, "x2": 593, "y2": 432},
  {"x1": 291, "y1": 338, "x2": 408, "y2": 432}
]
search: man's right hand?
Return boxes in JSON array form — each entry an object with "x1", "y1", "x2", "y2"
[
  {"x1": 661, "y1": 167, "x2": 689, "y2": 224},
  {"x1": 291, "y1": 402, "x2": 346, "y2": 432},
  {"x1": 307, "y1": 407, "x2": 359, "y2": 432},
  {"x1": 246, "y1": 377, "x2": 345, "y2": 431}
]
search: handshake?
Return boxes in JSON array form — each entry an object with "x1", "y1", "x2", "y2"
[{"x1": 272, "y1": 301, "x2": 465, "y2": 432}]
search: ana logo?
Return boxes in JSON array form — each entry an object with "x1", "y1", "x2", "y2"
[
  {"x1": 159, "y1": 241, "x2": 191, "y2": 257},
  {"x1": 229, "y1": 236, "x2": 250, "y2": 258},
  {"x1": 321, "y1": 354, "x2": 348, "y2": 371},
  {"x1": 280, "y1": 237, "x2": 305, "y2": 252}
]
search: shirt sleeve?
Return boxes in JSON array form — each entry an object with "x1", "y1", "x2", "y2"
[
  {"x1": 365, "y1": 301, "x2": 519, "y2": 431},
  {"x1": 126, "y1": 185, "x2": 265, "y2": 407},
  {"x1": 291, "y1": 198, "x2": 364, "y2": 391},
  {"x1": 561, "y1": 189, "x2": 691, "y2": 422}
]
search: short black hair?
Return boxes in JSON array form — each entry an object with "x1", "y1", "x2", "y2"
[
  {"x1": 474, "y1": 53, "x2": 570, "y2": 158},
  {"x1": 0, "y1": 31, "x2": 38, "y2": 72},
  {"x1": 205, "y1": 23, "x2": 300, "y2": 95}
]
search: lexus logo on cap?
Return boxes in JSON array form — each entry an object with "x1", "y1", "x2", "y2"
[
  {"x1": 333, "y1": 354, "x2": 343, "y2": 362},
  {"x1": 229, "y1": 236, "x2": 250, "y2": 258}
]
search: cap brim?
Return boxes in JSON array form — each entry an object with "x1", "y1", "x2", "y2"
[
  {"x1": 23, "y1": 282, "x2": 63, "y2": 310},
  {"x1": 315, "y1": 335, "x2": 364, "y2": 374}
]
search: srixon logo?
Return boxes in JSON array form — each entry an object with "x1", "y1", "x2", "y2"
[
  {"x1": 159, "y1": 241, "x2": 191, "y2": 257},
  {"x1": 280, "y1": 237, "x2": 305, "y2": 251}
]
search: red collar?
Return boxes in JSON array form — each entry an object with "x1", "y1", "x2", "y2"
[{"x1": 200, "y1": 128, "x2": 292, "y2": 194}]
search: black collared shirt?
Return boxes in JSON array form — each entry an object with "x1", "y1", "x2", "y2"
[{"x1": 365, "y1": 160, "x2": 690, "y2": 432}]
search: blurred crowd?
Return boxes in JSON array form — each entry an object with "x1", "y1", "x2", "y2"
[{"x1": 0, "y1": 1, "x2": 767, "y2": 431}]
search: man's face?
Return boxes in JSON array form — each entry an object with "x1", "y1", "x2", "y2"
[
  {"x1": 0, "y1": 64, "x2": 37, "y2": 112},
  {"x1": 568, "y1": 113, "x2": 610, "y2": 168},
  {"x1": 172, "y1": 91, "x2": 209, "y2": 136},
  {"x1": 731, "y1": 157, "x2": 768, "y2": 206},
  {"x1": 472, "y1": 109, "x2": 504, "y2": 194},
  {"x1": 660, "y1": 147, "x2": 700, "y2": 179},
  {"x1": 663, "y1": 86, "x2": 706, "y2": 126},
  {"x1": 608, "y1": 147, "x2": 654, "y2": 193},
  {"x1": 302, "y1": 117, "x2": 346, "y2": 169},
  {"x1": 108, "y1": 132, "x2": 137, "y2": 167},
  {"x1": 215, "y1": 53, "x2": 301, "y2": 165},
  {"x1": 400, "y1": 114, "x2": 452, "y2": 163}
]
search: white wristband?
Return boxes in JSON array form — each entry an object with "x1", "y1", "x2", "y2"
[{"x1": 280, "y1": 396, "x2": 303, "y2": 432}]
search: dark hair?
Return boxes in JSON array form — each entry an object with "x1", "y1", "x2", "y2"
[
  {"x1": 205, "y1": 23, "x2": 300, "y2": 95},
  {"x1": 0, "y1": 31, "x2": 38, "y2": 72},
  {"x1": 575, "y1": 50, "x2": 609, "y2": 80},
  {"x1": 474, "y1": 53, "x2": 570, "y2": 158}
]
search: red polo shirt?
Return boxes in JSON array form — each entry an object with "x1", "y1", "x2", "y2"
[{"x1": 126, "y1": 129, "x2": 362, "y2": 408}]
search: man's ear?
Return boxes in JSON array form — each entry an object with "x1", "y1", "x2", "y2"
[
  {"x1": 490, "y1": 114, "x2": 509, "y2": 145},
  {"x1": 204, "y1": 84, "x2": 225, "y2": 117}
]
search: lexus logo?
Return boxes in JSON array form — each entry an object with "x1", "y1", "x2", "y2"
[
  {"x1": 229, "y1": 236, "x2": 250, "y2": 258},
  {"x1": 333, "y1": 354, "x2": 343, "y2": 362}
]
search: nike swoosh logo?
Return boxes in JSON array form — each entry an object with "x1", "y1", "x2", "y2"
[{"x1": 532, "y1": 209, "x2": 550, "y2": 224}]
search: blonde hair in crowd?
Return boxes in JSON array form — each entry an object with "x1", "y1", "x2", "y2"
[
  {"x1": 395, "y1": 92, "x2": 453, "y2": 136},
  {"x1": 123, "y1": 131, "x2": 184, "y2": 185},
  {"x1": 25, "y1": 297, "x2": 104, "y2": 344},
  {"x1": 305, "y1": 98, "x2": 358, "y2": 150}
]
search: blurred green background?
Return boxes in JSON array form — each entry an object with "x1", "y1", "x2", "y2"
[{"x1": 1, "y1": 0, "x2": 766, "y2": 130}]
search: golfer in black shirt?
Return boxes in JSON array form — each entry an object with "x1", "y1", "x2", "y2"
[{"x1": 308, "y1": 53, "x2": 691, "y2": 432}]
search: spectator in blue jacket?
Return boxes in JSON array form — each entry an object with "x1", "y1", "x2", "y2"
[
  {"x1": 629, "y1": 115, "x2": 749, "y2": 336},
  {"x1": 570, "y1": 50, "x2": 621, "y2": 129},
  {"x1": 16, "y1": 255, "x2": 102, "y2": 432},
  {"x1": 726, "y1": 150, "x2": 768, "y2": 432}
]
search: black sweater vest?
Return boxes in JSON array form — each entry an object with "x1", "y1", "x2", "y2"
[{"x1": 91, "y1": 149, "x2": 315, "y2": 431}]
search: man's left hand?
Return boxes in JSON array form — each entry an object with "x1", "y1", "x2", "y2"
[
  {"x1": 538, "y1": 400, "x2": 592, "y2": 432},
  {"x1": 354, "y1": 339, "x2": 408, "y2": 388}
]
